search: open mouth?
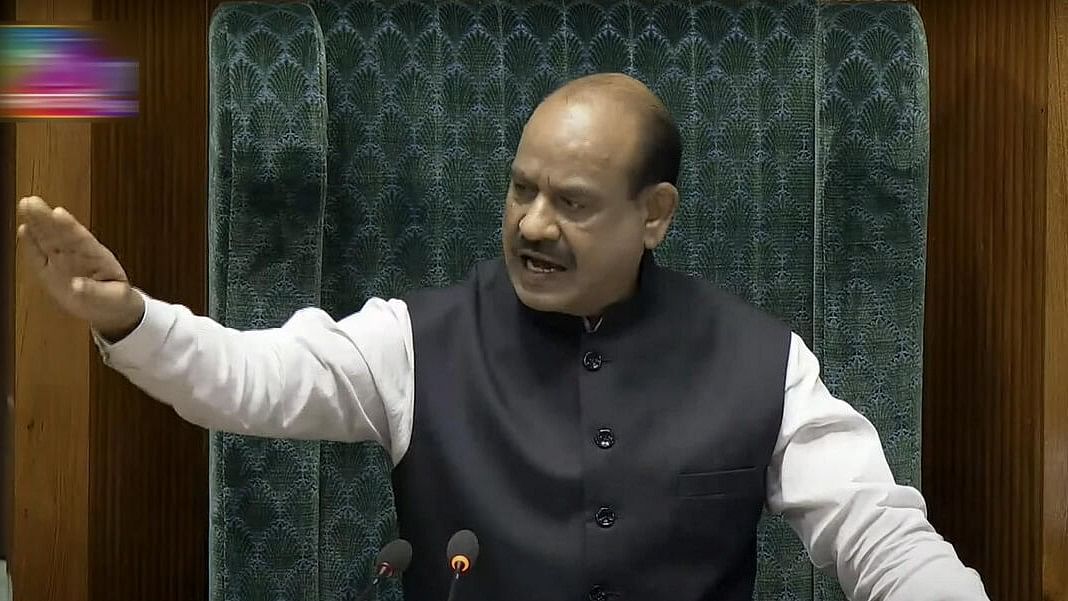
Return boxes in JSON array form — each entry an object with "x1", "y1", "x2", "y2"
[{"x1": 520, "y1": 253, "x2": 567, "y2": 274}]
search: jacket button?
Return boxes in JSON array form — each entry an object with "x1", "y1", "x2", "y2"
[
  {"x1": 595, "y1": 506, "x2": 616, "y2": 528},
  {"x1": 595, "y1": 428, "x2": 615, "y2": 449},
  {"x1": 582, "y1": 350, "x2": 603, "y2": 371}
]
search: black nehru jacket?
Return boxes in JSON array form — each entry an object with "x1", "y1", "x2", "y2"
[{"x1": 393, "y1": 251, "x2": 791, "y2": 601}]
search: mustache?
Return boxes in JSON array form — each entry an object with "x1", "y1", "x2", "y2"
[{"x1": 513, "y1": 237, "x2": 573, "y2": 266}]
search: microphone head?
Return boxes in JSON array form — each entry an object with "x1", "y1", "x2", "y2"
[
  {"x1": 446, "y1": 529, "x2": 480, "y2": 574},
  {"x1": 375, "y1": 539, "x2": 412, "y2": 576}
]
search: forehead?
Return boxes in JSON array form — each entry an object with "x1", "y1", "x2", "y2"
[{"x1": 513, "y1": 99, "x2": 641, "y2": 184}]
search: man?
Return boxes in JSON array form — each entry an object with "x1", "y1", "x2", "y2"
[{"x1": 16, "y1": 74, "x2": 988, "y2": 600}]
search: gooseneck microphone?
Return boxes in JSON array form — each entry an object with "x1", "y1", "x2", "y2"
[
  {"x1": 353, "y1": 538, "x2": 412, "y2": 601},
  {"x1": 445, "y1": 529, "x2": 480, "y2": 601}
]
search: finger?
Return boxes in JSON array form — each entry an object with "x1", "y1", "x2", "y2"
[
  {"x1": 36, "y1": 206, "x2": 86, "y2": 257},
  {"x1": 16, "y1": 223, "x2": 49, "y2": 271},
  {"x1": 50, "y1": 208, "x2": 126, "y2": 281},
  {"x1": 17, "y1": 196, "x2": 53, "y2": 225},
  {"x1": 16, "y1": 196, "x2": 50, "y2": 222},
  {"x1": 49, "y1": 206, "x2": 96, "y2": 251},
  {"x1": 20, "y1": 197, "x2": 63, "y2": 252},
  {"x1": 16, "y1": 197, "x2": 45, "y2": 236}
]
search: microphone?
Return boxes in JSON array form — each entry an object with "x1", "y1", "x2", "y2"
[
  {"x1": 445, "y1": 529, "x2": 480, "y2": 601},
  {"x1": 353, "y1": 538, "x2": 412, "y2": 601}
]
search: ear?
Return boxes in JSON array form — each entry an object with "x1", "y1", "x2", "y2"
[{"x1": 640, "y1": 182, "x2": 679, "y2": 250}]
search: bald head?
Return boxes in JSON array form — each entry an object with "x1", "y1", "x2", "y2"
[
  {"x1": 547, "y1": 72, "x2": 656, "y2": 102},
  {"x1": 536, "y1": 73, "x2": 682, "y2": 195}
]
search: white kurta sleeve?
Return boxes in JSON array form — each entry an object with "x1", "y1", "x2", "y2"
[
  {"x1": 767, "y1": 332, "x2": 988, "y2": 600},
  {"x1": 93, "y1": 290, "x2": 416, "y2": 465}
]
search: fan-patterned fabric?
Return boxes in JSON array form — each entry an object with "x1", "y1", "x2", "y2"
[{"x1": 206, "y1": 2, "x2": 929, "y2": 600}]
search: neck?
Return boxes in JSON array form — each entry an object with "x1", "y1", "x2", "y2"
[{"x1": 576, "y1": 260, "x2": 645, "y2": 322}]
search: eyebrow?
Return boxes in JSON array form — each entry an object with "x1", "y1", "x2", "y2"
[
  {"x1": 553, "y1": 181, "x2": 599, "y2": 200},
  {"x1": 510, "y1": 165, "x2": 599, "y2": 199},
  {"x1": 510, "y1": 165, "x2": 533, "y2": 182}
]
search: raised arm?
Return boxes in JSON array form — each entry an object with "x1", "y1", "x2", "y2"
[{"x1": 16, "y1": 196, "x2": 414, "y2": 464}]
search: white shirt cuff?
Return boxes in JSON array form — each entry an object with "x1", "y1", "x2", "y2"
[{"x1": 91, "y1": 290, "x2": 170, "y2": 370}]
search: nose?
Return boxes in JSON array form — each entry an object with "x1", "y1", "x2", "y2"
[{"x1": 518, "y1": 195, "x2": 561, "y2": 242}]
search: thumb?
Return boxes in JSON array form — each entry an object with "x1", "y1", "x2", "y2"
[
  {"x1": 69, "y1": 276, "x2": 130, "y2": 310},
  {"x1": 69, "y1": 276, "x2": 142, "y2": 336},
  {"x1": 71, "y1": 276, "x2": 95, "y2": 296}
]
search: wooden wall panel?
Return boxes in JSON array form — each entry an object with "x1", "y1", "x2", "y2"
[
  {"x1": 12, "y1": 37, "x2": 93, "y2": 601},
  {"x1": 88, "y1": 1, "x2": 216, "y2": 600},
  {"x1": 11, "y1": 121, "x2": 93, "y2": 599},
  {"x1": 0, "y1": 0, "x2": 14, "y2": 562},
  {"x1": 12, "y1": 7, "x2": 94, "y2": 601},
  {"x1": 1044, "y1": 0, "x2": 1068, "y2": 597},
  {"x1": 913, "y1": 0, "x2": 1066, "y2": 599},
  {"x1": 10, "y1": 0, "x2": 218, "y2": 599},
  {"x1": 0, "y1": 131, "x2": 10, "y2": 564}
]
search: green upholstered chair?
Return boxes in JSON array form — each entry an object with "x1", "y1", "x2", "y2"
[{"x1": 206, "y1": 1, "x2": 929, "y2": 599}]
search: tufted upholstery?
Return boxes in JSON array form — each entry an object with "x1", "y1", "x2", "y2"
[{"x1": 206, "y1": 1, "x2": 929, "y2": 600}]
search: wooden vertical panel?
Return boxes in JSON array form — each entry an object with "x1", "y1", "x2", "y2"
[
  {"x1": 0, "y1": 128, "x2": 10, "y2": 564},
  {"x1": 88, "y1": 0, "x2": 216, "y2": 599},
  {"x1": 914, "y1": 0, "x2": 1048, "y2": 599},
  {"x1": 11, "y1": 3, "x2": 94, "y2": 600},
  {"x1": 0, "y1": 0, "x2": 14, "y2": 564},
  {"x1": 1044, "y1": 0, "x2": 1068, "y2": 597},
  {"x1": 10, "y1": 0, "x2": 219, "y2": 598},
  {"x1": 12, "y1": 0, "x2": 93, "y2": 598},
  {"x1": 911, "y1": 0, "x2": 1068, "y2": 598}
]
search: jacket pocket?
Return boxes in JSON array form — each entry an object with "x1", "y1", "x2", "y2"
[
  {"x1": 669, "y1": 467, "x2": 767, "y2": 556},
  {"x1": 676, "y1": 467, "x2": 764, "y2": 499}
]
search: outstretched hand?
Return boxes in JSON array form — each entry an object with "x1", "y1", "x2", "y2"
[{"x1": 16, "y1": 195, "x2": 144, "y2": 341}]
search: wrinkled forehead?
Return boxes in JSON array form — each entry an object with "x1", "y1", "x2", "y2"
[{"x1": 514, "y1": 99, "x2": 642, "y2": 187}]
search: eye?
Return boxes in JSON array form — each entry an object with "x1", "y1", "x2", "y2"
[
  {"x1": 561, "y1": 196, "x2": 583, "y2": 210},
  {"x1": 511, "y1": 181, "x2": 534, "y2": 196}
]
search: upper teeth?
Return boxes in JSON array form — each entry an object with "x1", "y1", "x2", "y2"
[{"x1": 526, "y1": 257, "x2": 559, "y2": 273}]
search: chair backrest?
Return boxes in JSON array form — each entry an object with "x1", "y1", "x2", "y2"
[{"x1": 207, "y1": 1, "x2": 930, "y2": 600}]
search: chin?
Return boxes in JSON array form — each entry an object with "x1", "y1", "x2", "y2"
[
  {"x1": 514, "y1": 288, "x2": 573, "y2": 314},
  {"x1": 506, "y1": 265, "x2": 577, "y2": 314}
]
